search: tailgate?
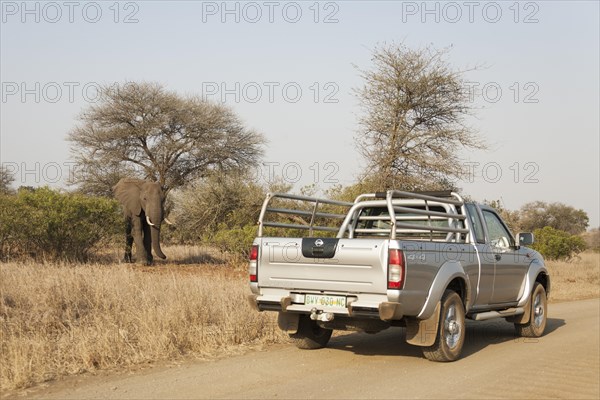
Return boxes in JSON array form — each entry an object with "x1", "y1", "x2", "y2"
[{"x1": 257, "y1": 237, "x2": 389, "y2": 294}]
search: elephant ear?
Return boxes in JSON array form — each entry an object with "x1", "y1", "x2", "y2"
[{"x1": 113, "y1": 179, "x2": 143, "y2": 216}]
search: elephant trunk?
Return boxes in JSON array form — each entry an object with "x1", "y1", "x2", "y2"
[
  {"x1": 151, "y1": 227, "x2": 167, "y2": 259},
  {"x1": 148, "y1": 212, "x2": 167, "y2": 260}
]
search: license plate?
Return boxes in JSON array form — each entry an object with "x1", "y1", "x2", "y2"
[{"x1": 305, "y1": 294, "x2": 346, "y2": 308}]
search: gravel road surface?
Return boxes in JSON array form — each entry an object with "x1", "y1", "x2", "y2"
[{"x1": 22, "y1": 298, "x2": 600, "y2": 399}]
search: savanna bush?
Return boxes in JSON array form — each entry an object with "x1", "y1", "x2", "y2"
[
  {"x1": 167, "y1": 173, "x2": 271, "y2": 258},
  {"x1": 581, "y1": 228, "x2": 600, "y2": 252},
  {"x1": 531, "y1": 226, "x2": 587, "y2": 261},
  {"x1": 211, "y1": 224, "x2": 258, "y2": 259},
  {"x1": 170, "y1": 173, "x2": 265, "y2": 244},
  {"x1": 0, "y1": 187, "x2": 121, "y2": 261}
]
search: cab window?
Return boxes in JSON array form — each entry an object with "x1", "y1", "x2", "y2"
[{"x1": 482, "y1": 210, "x2": 514, "y2": 248}]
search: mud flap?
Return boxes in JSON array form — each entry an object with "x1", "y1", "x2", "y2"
[
  {"x1": 278, "y1": 312, "x2": 299, "y2": 334},
  {"x1": 405, "y1": 301, "x2": 441, "y2": 347},
  {"x1": 506, "y1": 295, "x2": 531, "y2": 324}
]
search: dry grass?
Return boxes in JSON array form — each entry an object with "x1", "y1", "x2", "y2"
[
  {"x1": 0, "y1": 247, "x2": 287, "y2": 391},
  {"x1": 1, "y1": 247, "x2": 598, "y2": 392},
  {"x1": 546, "y1": 251, "x2": 600, "y2": 302}
]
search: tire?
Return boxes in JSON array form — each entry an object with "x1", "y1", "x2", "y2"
[
  {"x1": 515, "y1": 282, "x2": 547, "y2": 337},
  {"x1": 289, "y1": 315, "x2": 333, "y2": 349},
  {"x1": 422, "y1": 290, "x2": 466, "y2": 362}
]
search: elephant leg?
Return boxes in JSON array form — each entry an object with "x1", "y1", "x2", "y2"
[
  {"x1": 142, "y1": 222, "x2": 154, "y2": 265},
  {"x1": 124, "y1": 218, "x2": 134, "y2": 263},
  {"x1": 132, "y1": 216, "x2": 148, "y2": 264}
]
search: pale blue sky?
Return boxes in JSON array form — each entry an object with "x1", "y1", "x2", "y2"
[{"x1": 1, "y1": 1, "x2": 599, "y2": 227}]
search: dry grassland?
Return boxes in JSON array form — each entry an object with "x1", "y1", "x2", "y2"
[
  {"x1": 545, "y1": 251, "x2": 600, "y2": 302},
  {"x1": 0, "y1": 246, "x2": 286, "y2": 391},
  {"x1": 1, "y1": 247, "x2": 598, "y2": 391}
]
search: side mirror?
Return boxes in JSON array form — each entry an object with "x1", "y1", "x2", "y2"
[{"x1": 517, "y1": 232, "x2": 534, "y2": 246}]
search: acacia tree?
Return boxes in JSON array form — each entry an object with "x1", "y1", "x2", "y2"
[
  {"x1": 69, "y1": 82, "x2": 265, "y2": 195},
  {"x1": 355, "y1": 42, "x2": 485, "y2": 190},
  {"x1": 519, "y1": 201, "x2": 589, "y2": 235}
]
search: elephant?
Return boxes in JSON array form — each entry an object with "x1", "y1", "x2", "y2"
[{"x1": 113, "y1": 178, "x2": 168, "y2": 265}]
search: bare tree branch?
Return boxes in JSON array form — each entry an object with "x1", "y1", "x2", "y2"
[{"x1": 354, "y1": 42, "x2": 486, "y2": 191}]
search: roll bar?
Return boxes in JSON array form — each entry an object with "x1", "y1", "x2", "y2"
[{"x1": 257, "y1": 190, "x2": 469, "y2": 242}]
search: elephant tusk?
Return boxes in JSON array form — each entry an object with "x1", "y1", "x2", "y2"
[
  {"x1": 164, "y1": 217, "x2": 174, "y2": 225},
  {"x1": 146, "y1": 216, "x2": 156, "y2": 226}
]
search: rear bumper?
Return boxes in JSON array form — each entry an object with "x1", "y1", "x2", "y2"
[{"x1": 248, "y1": 294, "x2": 403, "y2": 321}]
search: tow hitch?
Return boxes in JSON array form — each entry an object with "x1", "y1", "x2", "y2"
[{"x1": 310, "y1": 308, "x2": 335, "y2": 322}]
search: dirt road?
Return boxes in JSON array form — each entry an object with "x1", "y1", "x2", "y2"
[{"x1": 24, "y1": 299, "x2": 600, "y2": 399}]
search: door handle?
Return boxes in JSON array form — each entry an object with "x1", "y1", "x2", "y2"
[{"x1": 495, "y1": 254, "x2": 501, "y2": 261}]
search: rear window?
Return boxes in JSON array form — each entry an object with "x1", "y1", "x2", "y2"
[{"x1": 355, "y1": 206, "x2": 456, "y2": 240}]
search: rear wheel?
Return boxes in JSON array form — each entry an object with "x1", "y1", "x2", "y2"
[
  {"x1": 289, "y1": 315, "x2": 333, "y2": 349},
  {"x1": 515, "y1": 283, "x2": 547, "y2": 337},
  {"x1": 422, "y1": 290, "x2": 465, "y2": 362}
]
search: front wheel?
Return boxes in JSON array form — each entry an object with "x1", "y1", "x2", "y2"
[
  {"x1": 289, "y1": 315, "x2": 333, "y2": 349},
  {"x1": 422, "y1": 290, "x2": 465, "y2": 362},
  {"x1": 515, "y1": 283, "x2": 547, "y2": 337}
]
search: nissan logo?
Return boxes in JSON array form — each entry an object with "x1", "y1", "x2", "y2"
[{"x1": 315, "y1": 239, "x2": 324, "y2": 247}]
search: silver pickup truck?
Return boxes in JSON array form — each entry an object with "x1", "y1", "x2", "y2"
[{"x1": 248, "y1": 190, "x2": 550, "y2": 361}]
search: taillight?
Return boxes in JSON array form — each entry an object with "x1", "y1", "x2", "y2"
[
  {"x1": 249, "y1": 245, "x2": 258, "y2": 282},
  {"x1": 249, "y1": 245, "x2": 258, "y2": 261},
  {"x1": 388, "y1": 249, "x2": 405, "y2": 289}
]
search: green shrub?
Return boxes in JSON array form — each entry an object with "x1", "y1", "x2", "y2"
[
  {"x1": 531, "y1": 226, "x2": 587, "y2": 261},
  {"x1": 211, "y1": 224, "x2": 257, "y2": 259},
  {"x1": 171, "y1": 173, "x2": 265, "y2": 244},
  {"x1": 0, "y1": 187, "x2": 121, "y2": 261}
]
